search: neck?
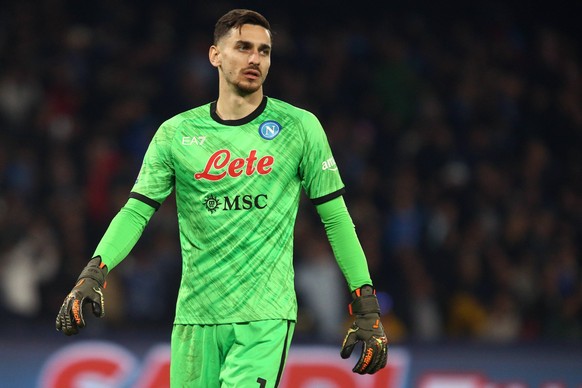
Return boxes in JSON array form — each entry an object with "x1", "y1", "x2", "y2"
[{"x1": 215, "y1": 84, "x2": 264, "y2": 120}]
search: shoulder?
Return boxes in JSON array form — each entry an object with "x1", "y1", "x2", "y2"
[
  {"x1": 266, "y1": 97, "x2": 320, "y2": 124},
  {"x1": 156, "y1": 103, "x2": 212, "y2": 136},
  {"x1": 164, "y1": 103, "x2": 212, "y2": 127}
]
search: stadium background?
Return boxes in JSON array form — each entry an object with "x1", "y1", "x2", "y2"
[{"x1": 1, "y1": 0, "x2": 582, "y2": 386}]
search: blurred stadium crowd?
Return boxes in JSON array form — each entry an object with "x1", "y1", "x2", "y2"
[{"x1": 1, "y1": 0, "x2": 581, "y2": 344}]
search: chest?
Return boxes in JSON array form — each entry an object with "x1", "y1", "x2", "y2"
[{"x1": 172, "y1": 121, "x2": 302, "y2": 188}]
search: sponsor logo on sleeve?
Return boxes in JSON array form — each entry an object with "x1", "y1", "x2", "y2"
[{"x1": 322, "y1": 157, "x2": 338, "y2": 171}]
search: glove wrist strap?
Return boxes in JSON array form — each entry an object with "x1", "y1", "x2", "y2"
[
  {"x1": 77, "y1": 257, "x2": 108, "y2": 287},
  {"x1": 349, "y1": 285, "x2": 380, "y2": 316}
]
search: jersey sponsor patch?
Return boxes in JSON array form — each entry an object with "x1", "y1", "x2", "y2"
[
  {"x1": 194, "y1": 149, "x2": 274, "y2": 181},
  {"x1": 203, "y1": 194, "x2": 221, "y2": 213},
  {"x1": 258, "y1": 120, "x2": 282, "y2": 140},
  {"x1": 203, "y1": 193, "x2": 268, "y2": 213},
  {"x1": 322, "y1": 157, "x2": 338, "y2": 171}
]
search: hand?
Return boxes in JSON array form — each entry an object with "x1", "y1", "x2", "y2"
[
  {"x1": 56, "y1": 257, "x2": 108, "y2": 336},
  {"x1": 340, "y1": 285, "x2": 388, "y2": 374}
]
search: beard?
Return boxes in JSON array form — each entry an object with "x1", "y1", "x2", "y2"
[
  {"x1": 233, "y1": 79, "x2": 262, "y2": 96},
  {"x1": 223, "y1": 65, "x2": 266, "y2": 96}
]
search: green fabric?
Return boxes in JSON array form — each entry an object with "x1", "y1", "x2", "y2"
[
  {"x1": 315, "y1": 196, "x2": 372, "y2": 291},
  {"x1": 170, "y1": 320, "x2": 295, "y2": 388},
  {"x1": 93, "y1": 198, "x2": 155, "y2": 270},
  {"x1": 130, "y1": 96, "x2": 345, "y2": 324}
]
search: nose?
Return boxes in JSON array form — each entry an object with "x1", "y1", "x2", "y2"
[{"x1": 249, "y1": 49, "x2": 260, "y2": 65}]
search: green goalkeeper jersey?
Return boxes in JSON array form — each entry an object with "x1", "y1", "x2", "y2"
[{"x1": 130, "y1": 96, "x2": 345, "y2": 324}]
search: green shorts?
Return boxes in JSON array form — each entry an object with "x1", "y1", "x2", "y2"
[{"x1": 170, "y1": 320, "x2": 295, "y2": 388}]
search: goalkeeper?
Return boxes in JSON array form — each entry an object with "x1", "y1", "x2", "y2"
[{"x1": 56, "y1": 8, "x2": 387, "y2": 387}]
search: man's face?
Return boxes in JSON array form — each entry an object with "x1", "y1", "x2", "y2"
[{"x1": 211, "y1": 24, "x2": 272, "y2": 95}]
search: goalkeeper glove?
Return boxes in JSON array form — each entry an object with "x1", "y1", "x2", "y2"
[
  {"x1": 340, "y1": 285, "x2": 388, "y2": 374},
  {"x1": 56, "y1": 257, "x2": 108, "y2": 336}
]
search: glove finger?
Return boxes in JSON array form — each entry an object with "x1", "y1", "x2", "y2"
[
  {"x1": 72, "y1": 295, "x2": 86, "y2": 329},
  {"x1": 90, "y1": 287, "x2": 105, "y2": 318},
  {"x1": 55, "y1": 295, "x2": 70, "y2": 331},
  {"x1": 340, "y1": 328, "x2": 358, "y2": 359},
  {"x1": 364, "y1": 337, "x2": 388, "y2": 374},
  {"x1": 55, "y1": 301, "x2": 65, "y2": 331},
  {"x1": 91, "y1": 301, "x2": 102, "y2": 318},
  {"x1": 375, "y1": 341, "x2": 389, "y2": 373},
  {"x1": 352, "y1": 340, "x2": 372, "y2": 374},
  {"x1": 61, "y1": 294, "x2": 80, "y2": 336}
]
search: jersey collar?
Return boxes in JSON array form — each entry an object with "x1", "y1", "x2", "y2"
[{"x1": 210, "y1": 96, "x2": 268, "y2": 126}]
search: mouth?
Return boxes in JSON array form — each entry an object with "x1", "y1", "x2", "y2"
[{"x1": 242, "y1": 68, "x2": 261, "y2": 80}]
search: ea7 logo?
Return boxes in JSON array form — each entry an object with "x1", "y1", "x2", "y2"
[
  {"x1": 182, "y1": 136, "x2": 207, "y2": 146},
  {"x1": 322, "y1": 157, "x2": 337, "y2": 171}
]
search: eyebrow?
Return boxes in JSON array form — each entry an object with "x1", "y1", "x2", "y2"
[{"x1": 235, "y1": 40, "x2": 271, "y2": 51}]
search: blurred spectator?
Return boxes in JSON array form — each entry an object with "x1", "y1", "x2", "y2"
[
  {"x1": 295, "y1": 231, "x2": 345, "y2": 343},
  {"x1": 480, "y1": 291, "x2": 521, "y2": 343},
  {"x1": 0, "y1": 216, "x2": 59, "y2": 317}
]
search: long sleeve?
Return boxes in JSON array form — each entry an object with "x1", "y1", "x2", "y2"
[
  {"x1": 92, "y1": 198, "x2": 156, "y2": 270},
  {"x1": 315, "y1": 195, "x2": 373, "y2": 291}
]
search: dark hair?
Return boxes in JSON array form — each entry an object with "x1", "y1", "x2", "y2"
[{"x1": 213, "y1": 9, "x2": 271, "y2": 45}]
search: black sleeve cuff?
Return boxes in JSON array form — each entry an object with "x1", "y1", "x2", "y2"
[
  {"x1": 129, "y1": 192, "x2": 161, "y2": 211},
  {"x1": 311, "y1": 187, "x2": 345, "y2": 206}
]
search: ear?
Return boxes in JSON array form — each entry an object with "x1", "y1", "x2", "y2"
[{"x1": 209, "y1": 45, "x2": 220, "y2": 68}]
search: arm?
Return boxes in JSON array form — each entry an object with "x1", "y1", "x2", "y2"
[
  {"x1": 56, "y1": 119, "x2": 175, "y2": 336},
  {"x1": 93, "y1": 196, "x2": 156, "y2": 270},
  {"x1": 297, "y1": 110, "x2": 387, "y2": 373},
  {"x1": 316, "y1": 195, "x2": 388, "y2": 374},
  {"x1": 55, "y1": 197, "x2": 156, "y2": 335},
  {"x1": 315, "y1": 195, "x2": 372, "y2": 291}
]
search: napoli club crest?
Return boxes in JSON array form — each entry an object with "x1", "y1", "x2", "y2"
[{"x1": 258, "y1": 120, "x2": 282, "y2": 140}]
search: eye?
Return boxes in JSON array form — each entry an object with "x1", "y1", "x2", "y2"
[{"x1": 237, "y1": 43, "x2": 251, "y2": 52}]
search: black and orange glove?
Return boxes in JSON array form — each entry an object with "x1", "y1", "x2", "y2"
[
  {"x1": 340, "y1": 285, "x2": 388, "y2": 374},
  {"x1": 56, "y1": 257, "x2": 108, "y2": 336}
]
